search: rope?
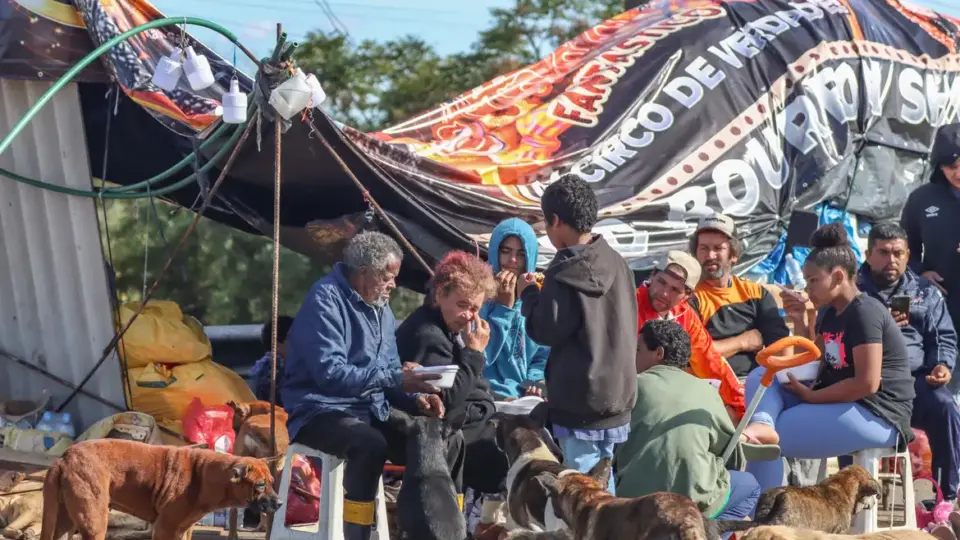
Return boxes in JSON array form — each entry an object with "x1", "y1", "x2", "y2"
[
  {"x1": 269, "y1": 116, "x2": 282, "y2": 459},
  {"x1": 305, "y1": 117, "x2": 433, "y2": 277},
  {"x1": 55, "y1": 115, "x2": 259, "y2": 411}
]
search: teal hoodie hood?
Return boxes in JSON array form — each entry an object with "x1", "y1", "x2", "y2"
[
  {"x1": 480, "y1": 218, "x2": 549, "y2": 398},
  {"x1": 487, "y1": 217, "x2": 540, "y2": 274}
]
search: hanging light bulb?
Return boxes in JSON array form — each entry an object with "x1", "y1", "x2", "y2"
[
  {"x1": 222, "y1": 78, "x2": 248, "y2": 124},
  {"x1": 269, "y1": 69, "x2": 312, "y2": 120},
  {"x1": 152, "y1": 51, "x2": 183, "y2": 92},
  {"x1": 304, "y1": 74, "x2": 327, "y2": 109},
  {"x1": 183, "y1": 46, "x2": 216, "y2": 91}
]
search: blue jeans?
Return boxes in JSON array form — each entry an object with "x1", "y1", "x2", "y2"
[
  {"x1": 714, "y1": 471, "x2": 760, "y2": 520},
  {"x1": 557, "y1": 436, "x2": 617, "y2": 494},
  {"x1": 744, "y1": 368, "x2": 898, "y2": 493}
]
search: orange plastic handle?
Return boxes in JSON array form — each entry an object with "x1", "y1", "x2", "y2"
[{"x1": 756, "y1": 335, "x2": 821, "y2": 386}]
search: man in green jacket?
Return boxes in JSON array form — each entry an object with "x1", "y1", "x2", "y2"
[{"x1": 615, "y1": 319, "x2": 760, "y2": 521}]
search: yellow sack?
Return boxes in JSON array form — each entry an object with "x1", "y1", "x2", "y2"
[
  {"x1": 125, "y1": 360, "x2": 255, "y2": 433},
  {"x1": 116, "y1": 300, "x2": 212, "y2": 369}
]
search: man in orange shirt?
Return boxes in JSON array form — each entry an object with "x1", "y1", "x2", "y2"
[{"x1": 637, "y1": 251, "x2": 745, "y2": 421}]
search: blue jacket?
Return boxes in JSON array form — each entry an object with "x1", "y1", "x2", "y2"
[
  {"x1": 479, "y1": 218, "x2": 550, "y2": 399},
  {"x1": 858, "y1": 264, "x2": 958, "y2": 375},
  {"x1": 282, "y1": 263, "x2": 414, "y2": 441}
]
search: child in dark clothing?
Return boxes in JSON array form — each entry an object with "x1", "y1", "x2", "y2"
[
  {"x1": 249, "y1": 315, "x2": 294, "y2": 407},
  {"x1": 517, "y1": 176, "x2": 639, "y2": 494}
]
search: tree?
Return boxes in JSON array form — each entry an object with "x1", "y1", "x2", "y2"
[
  {"x1": 107, "y1": 0, "x2": 624, "y2": 324},
  {"x1": 104, "y1": 199, "x2": 324, "y2": 325},
  {"x1": 295, "y1": 0, "x2": 624, "y2": 132}
]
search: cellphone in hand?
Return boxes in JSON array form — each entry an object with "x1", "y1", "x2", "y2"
[{"x1": 891, "y1": 295, "x2": 911, "y2": 316}]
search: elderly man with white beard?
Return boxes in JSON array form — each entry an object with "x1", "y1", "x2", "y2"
[{"x1": 282, "y1": 231, "x2": 455, "y2": 540}]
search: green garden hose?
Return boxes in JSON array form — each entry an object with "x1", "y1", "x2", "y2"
[
  {"x1": 0, "y1": 16, "x2": 258, "y2": 199},
  {"x1": 0, "y1": 123, "x2": 244, "y2": 199}
]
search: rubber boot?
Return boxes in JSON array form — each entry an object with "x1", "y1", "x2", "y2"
[{"x1": 343, "y1": 522, "x2": 373, "y2": 540}]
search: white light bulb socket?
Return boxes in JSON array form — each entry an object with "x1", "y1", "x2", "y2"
[
  {"x1": 222, "y1": 79, "x2": 248, "y2": 124},
  {"x1": 183, "y1": 46, "x2": 216, "y2": 91},
  {"x1": 152, "y1": 54, "x2": 183, "y2": 92}
]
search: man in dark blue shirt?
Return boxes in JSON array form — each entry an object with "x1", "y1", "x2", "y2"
[
  {"x1": 859, "y1": 222, "x2": 960, "y2": 501},
  {"x1": 282, "y1": 231, "x2": 453, "y2": 540}
]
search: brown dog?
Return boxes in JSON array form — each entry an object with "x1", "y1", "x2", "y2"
[
  {"x1": 513, "y1": 457, "x2": 711, "y2": 540},
  {"x1": 740, "y1": 525, "x2": 937, "y2": 540},
  {"x1": 38, "y1": 439, "x2": 281, "y2": 540},
  {"x1": 225, "y1": 400, "x2": 289, "y2": 540},
  {"x1": 724, "y1": 466, "x2": 881, "y2": 535}
]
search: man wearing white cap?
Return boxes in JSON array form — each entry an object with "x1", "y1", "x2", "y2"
[
  {"x1": 689, "y1": 213, "x2": 790, "y2": 377},
  {"x1": 635, "y1": 250, "x2": 746, "y2": 420}
]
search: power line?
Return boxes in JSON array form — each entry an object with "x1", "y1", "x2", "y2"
[{"x1": 314, "y1": 0, "x2": 349, "y2": 36}]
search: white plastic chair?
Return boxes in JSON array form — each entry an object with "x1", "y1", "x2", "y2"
[{"x1": 270, "y1": 443, "x2": 390, "y2": 540}]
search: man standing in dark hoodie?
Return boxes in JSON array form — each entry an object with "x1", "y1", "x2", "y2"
[
  {"x1": 518, "y1": 175, "x2": 639, "y2": 494},
  {"x1": 902, "y1": 124, "x2": 960, "y2": 360}
]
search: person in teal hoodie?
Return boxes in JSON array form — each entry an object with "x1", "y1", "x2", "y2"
[{"x1": 480, "y1": 218, "x2": 550, "y2": 400}]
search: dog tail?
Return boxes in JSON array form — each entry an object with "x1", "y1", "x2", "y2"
[{"x1": 39, "y1": 461, "x2": 69, "y2": 540}]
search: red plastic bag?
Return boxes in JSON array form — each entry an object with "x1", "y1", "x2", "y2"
[
  {"x1": 284, "y1": 455, "x2": 322, "y2": 526},
  {"x1": 909, "y1": 428, "x2": 933, "y2": 478},
  {"x1": 182, "y1": 398, "x2": 235, "y2": 453}
]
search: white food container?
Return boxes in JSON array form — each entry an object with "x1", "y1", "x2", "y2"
[
  {"x1": 413, "y1": 365, "x2": 460, "y2": 389},
  {"x1": 776, "y1": 360, "x2": 821, "y2": 384}
]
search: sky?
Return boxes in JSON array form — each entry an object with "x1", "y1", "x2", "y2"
[
  {"x1": 149, "y1": 0, "x2": 514, "y2": 74},
  {"x1": 150, "y1": 0, "x2": 958, "y2": 74}
]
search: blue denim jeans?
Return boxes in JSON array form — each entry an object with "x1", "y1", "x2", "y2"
[
  {"x1": 744, "y1": 368, "x2": 898, "y2": 493},
  {"x1": 714, "y1": 471, "x2": 760, "y2": 520},
  {"x1": 556, "y1": 435, "x2": 617, "y2": 494}
]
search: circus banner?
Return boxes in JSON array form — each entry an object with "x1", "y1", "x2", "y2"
[{"x1": 356, "y1": 0, "x2": 960, "y2": 272}]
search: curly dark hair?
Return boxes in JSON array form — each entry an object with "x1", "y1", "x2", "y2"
[
  {"x1": 429, "y1": 251, "x2": 497, "y2": 301},
  {"x1": 806, "y1": 222, "x2": 857, "y2": 278},
  {"x1": 261, "y1": 315, "x2": 295, "y2": 349},
  {"x1": 639, "y1": 319, "x2": 691, "y2": 369},
  {"x1": 540, "y1": 176, "x2": 598, "y2": 234}
]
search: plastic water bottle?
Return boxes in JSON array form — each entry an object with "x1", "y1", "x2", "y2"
[
  {"x1": 35, "y1": 411, "x2": 56, "y2": 433},
  {"x1": 56, "y1": 412, "x2": 76, "y2": 439},
  {"x1": 784, "y1": 254, "x2": 806, "y2": 290}
]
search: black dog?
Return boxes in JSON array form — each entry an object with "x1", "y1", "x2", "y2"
[{"x1": 390, "y1": 409, "x2": 466, "y2": 540}]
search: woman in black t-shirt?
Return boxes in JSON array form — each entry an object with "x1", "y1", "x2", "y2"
[{"x1": 739, "y1": 223, "x2": 915, "y2": 492}]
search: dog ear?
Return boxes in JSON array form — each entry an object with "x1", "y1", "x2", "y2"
[
  {"x1": 587, "y1": 457, "x2": 613, "y2": 487},
  {"x1": 440, "y1": 419, "x2": 460, "y2": 441},
  {"x1": 388, "y1": 407, "x2": 416, "y2": 435},
  {"x1": 533, "y1": 472, "x2": 559, "y2": 497},
  {"x1": 231, "y1": 464, "x2": 248, "y2": 483},
  {"x1": 529, "y1": 402, "x2": 549, "y2": 429}
]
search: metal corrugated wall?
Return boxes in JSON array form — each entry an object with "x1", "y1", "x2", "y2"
[{"x1": 0, "y1": 79, "x2": 125, "y2": 430}]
